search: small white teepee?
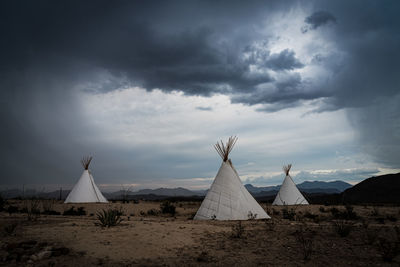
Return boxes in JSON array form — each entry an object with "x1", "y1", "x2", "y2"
[
  {"x1": 194, "y1": 137, "x2": 270, "y2": 220},
  {"x1": 64, "y1": 156, "x2": 108, "y2": 203},
  {"x1": 272, "y1": 164, "x2": 308, "y2": 205}
]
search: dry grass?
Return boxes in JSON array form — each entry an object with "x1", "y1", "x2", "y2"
[{"x1": 0, "y1": 202, "x2": 399, "y2": 266}]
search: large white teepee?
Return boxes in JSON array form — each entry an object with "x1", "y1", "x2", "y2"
[
  {"x1": 64, "y1": 156, "x2": 108, "y2": 203},
  {"x1": 272, "y1": 164, "x2": 308, "y2": 205},
  {"x1": 194, "y1": 137, "x2": 270, "y2": 220}
]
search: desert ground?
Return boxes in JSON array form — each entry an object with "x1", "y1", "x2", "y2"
[{"x1": 1, "y1": 200, "x2": 399, "y2": 266}]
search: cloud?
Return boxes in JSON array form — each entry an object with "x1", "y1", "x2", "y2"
[
  {"x1": 195, "y1": 106, "x2": 213, "y2": 111},
  {"x1": 294, "y1": 168, "x2": 380, "y2": 183},
  {"x1": 265, "y1": 49, "x2": 304, "y2": 71},
  {"x1": 0, "y1": 0, "x2": 399, "y2": 187},
  {"x1": 243, "y1": 168, "x2": 381, "y2": 186},
  {"x1": 302, "y1": 11, "x2": 336, "y2": 33}
]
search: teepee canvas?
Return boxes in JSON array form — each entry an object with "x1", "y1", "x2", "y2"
[
  {"x1": 272, "y1": 164, "x2": 308, "y2": 205},
  {"x1": 194, "y1": 137, "x2": 270, "y2": 220},
  {"x1": 64, "y1": 156, "x2": 108, "y2": 203}
]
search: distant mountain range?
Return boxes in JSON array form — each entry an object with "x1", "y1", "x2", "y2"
[
  {"x1": 0, "y1": 180, "x2": 352, "y2": 199},
  {"x1": 245, "y1": 180, "x2": 352, "y2": 196},
  {"x1": 2, "y1": 173, "x2": 398, "y2": 204}
]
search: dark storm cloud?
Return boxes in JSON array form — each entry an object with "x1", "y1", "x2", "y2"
[
  {"x1": 301, "y1": 11, "x2": 337, "y2": 33},
  {"x1": 264, "y1": 49, "x2": 304, "y2": 71},
  {"x1": 1, "y1": 0, "x2": 400, "y2": 185},
  {"x1": 0, "y1": 0, "x2": 289, "y2": 185},
  {"x1": 0, "y1": 0, "x2": 283, "y2": 97}
]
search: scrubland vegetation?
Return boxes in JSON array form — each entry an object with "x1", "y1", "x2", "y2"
[{"x1": 0, "y1": 199, "x2": 399, "y2": 266}]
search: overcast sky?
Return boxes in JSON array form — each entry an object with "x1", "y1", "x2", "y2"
[{"x1": 1, "y1": 0, "x2": 399, "y2": 191}]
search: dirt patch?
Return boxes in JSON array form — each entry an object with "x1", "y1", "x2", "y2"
[{"x1": 1, "y1": 202, "x2": 399, "y2": 266}]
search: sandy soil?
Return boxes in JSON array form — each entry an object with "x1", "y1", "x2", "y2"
[{"x1": 1, "y1": 201, "x2": 399, "y2": 266}]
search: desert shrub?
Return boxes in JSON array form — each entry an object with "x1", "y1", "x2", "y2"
[
  {"x1": 329, "y1": 207, "x2": 339, "y2": 215},
  {"x1": 147, "y1": 209, "x2": 159, "y2": 216},
  {"x1": 265, "y1": 219, "x2": 276, "y2": 231},
  {"x1": 43, "y1": 210, "x2": 61, "y2": 215},
  {"x1": 139, "y1": 210, "x2": 145, "y2": 216},
  {"x1": 282, "y1": 207, "x2": 296, "y2": 221},
  {"x1": 330, "y1": 206, "x2": 358, "y2": 220},
  {"x1": 96, "y1": 208, "x2": 123, "y2": 227},
  {"x1": 386, "y1": 214, "x2": 397, "y2": 222},
  {"x1": 160, "y1": 201, "x2": 176, "y2": 216},
  {"x1": 41, "y1": 199, "x2": 60, "y2": 215},
  {"x1": 0, "y1": 195, "x2": 4, "y2": 211},
  {"x1": 272, "y1": 208, "x2": 280, "y2": 216},
  {"x1": 376, "y1": 217, "x2": 385, "y2": 224},
  {"x1": 371, "y1": 206, "x2": 380, "y2": 216},
  {"x1": 343, "y1": 205, "x2": 358, "y2": 220},
  {"x1": 362, "y1": 221, "x2": 379, "y2": 245},
  {"x1": 41, "y1": 199, "x2": 54, "y2": 212},
  {"x1": 266, "y1": 208, "x2": 272, "y2": 215},
  {"x1": 23, "y1": 199, "x2": 41, "y2": 221},
  {"x1": 231, "y1": 221, "x2": 244, "y2": 238},
  {"x1": 294, "y1": 226, "x2": 314, "y2": 261},
  {"x1": 365, "y1": 228, "x2": 379, "y2": 245},
  {"x1": 3, "y1": 222, "x2": 18, "y2": 236},
  {"x1": 319, "y1": 206, "x2": 326, "y2": 213},
  {"x1": 7, "y1": 205, "x2": 19, "y2": 215},
  {"x1": 247, "y1": 211, "x2": 257, "y2": 220},
  {"x1": 333, "y1": 220, "x2": 354, "y2": 237},
  {"x1": 377, "y1": 237, "x2": 399, "y2": 262},
  {"x1": 63, "y1": 206, "x2": 86, "y2": 216},
  {"x1": 304, "y1": 212, "x2": 318, "y2": 220},
  {"x1": 187, "y1": 212, "x2": 196, "y2": 220},
  {"x1": 197, "y1": 251, "x2": 211, "y2": 262}
]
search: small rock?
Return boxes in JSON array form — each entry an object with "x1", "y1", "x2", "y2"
[
  {"x1": 6, "y1": 243, "x2": 18, "y2": 251},
  {"x1": 19, "y1": 240, "x2": 37, "y2": 248},
  {"x1": 21, "y1": 254, "x2": 31, "y2": 261},
  {"x1": 38, "y1": 242, "x2": 48, "y2": 247},
  {"x1": 37, "y1": 250, "x2": 52, "y2": 260}
]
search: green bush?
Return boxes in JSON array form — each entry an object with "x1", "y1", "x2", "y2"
[
  {"x1": 96, "y1": 208, "x2": 123, "y2": 227},
  {"x1": 160, "y1": 201, "x2": 176, "y2": 216}
]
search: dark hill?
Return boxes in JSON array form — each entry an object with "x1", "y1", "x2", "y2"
[{"x1": 342, "y1": 172, "x2": 400, "y2": 204}]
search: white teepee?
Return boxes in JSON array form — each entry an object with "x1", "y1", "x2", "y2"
[
  {"x1": 64, "y1": 156, "x2": 108, "y2": 203},
  {"x1": 272, "y1": 164, "x2": 308, "y2": 205},
  {"x1": 194, "y1": 137, "x2": 270, "y2": 220}
]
